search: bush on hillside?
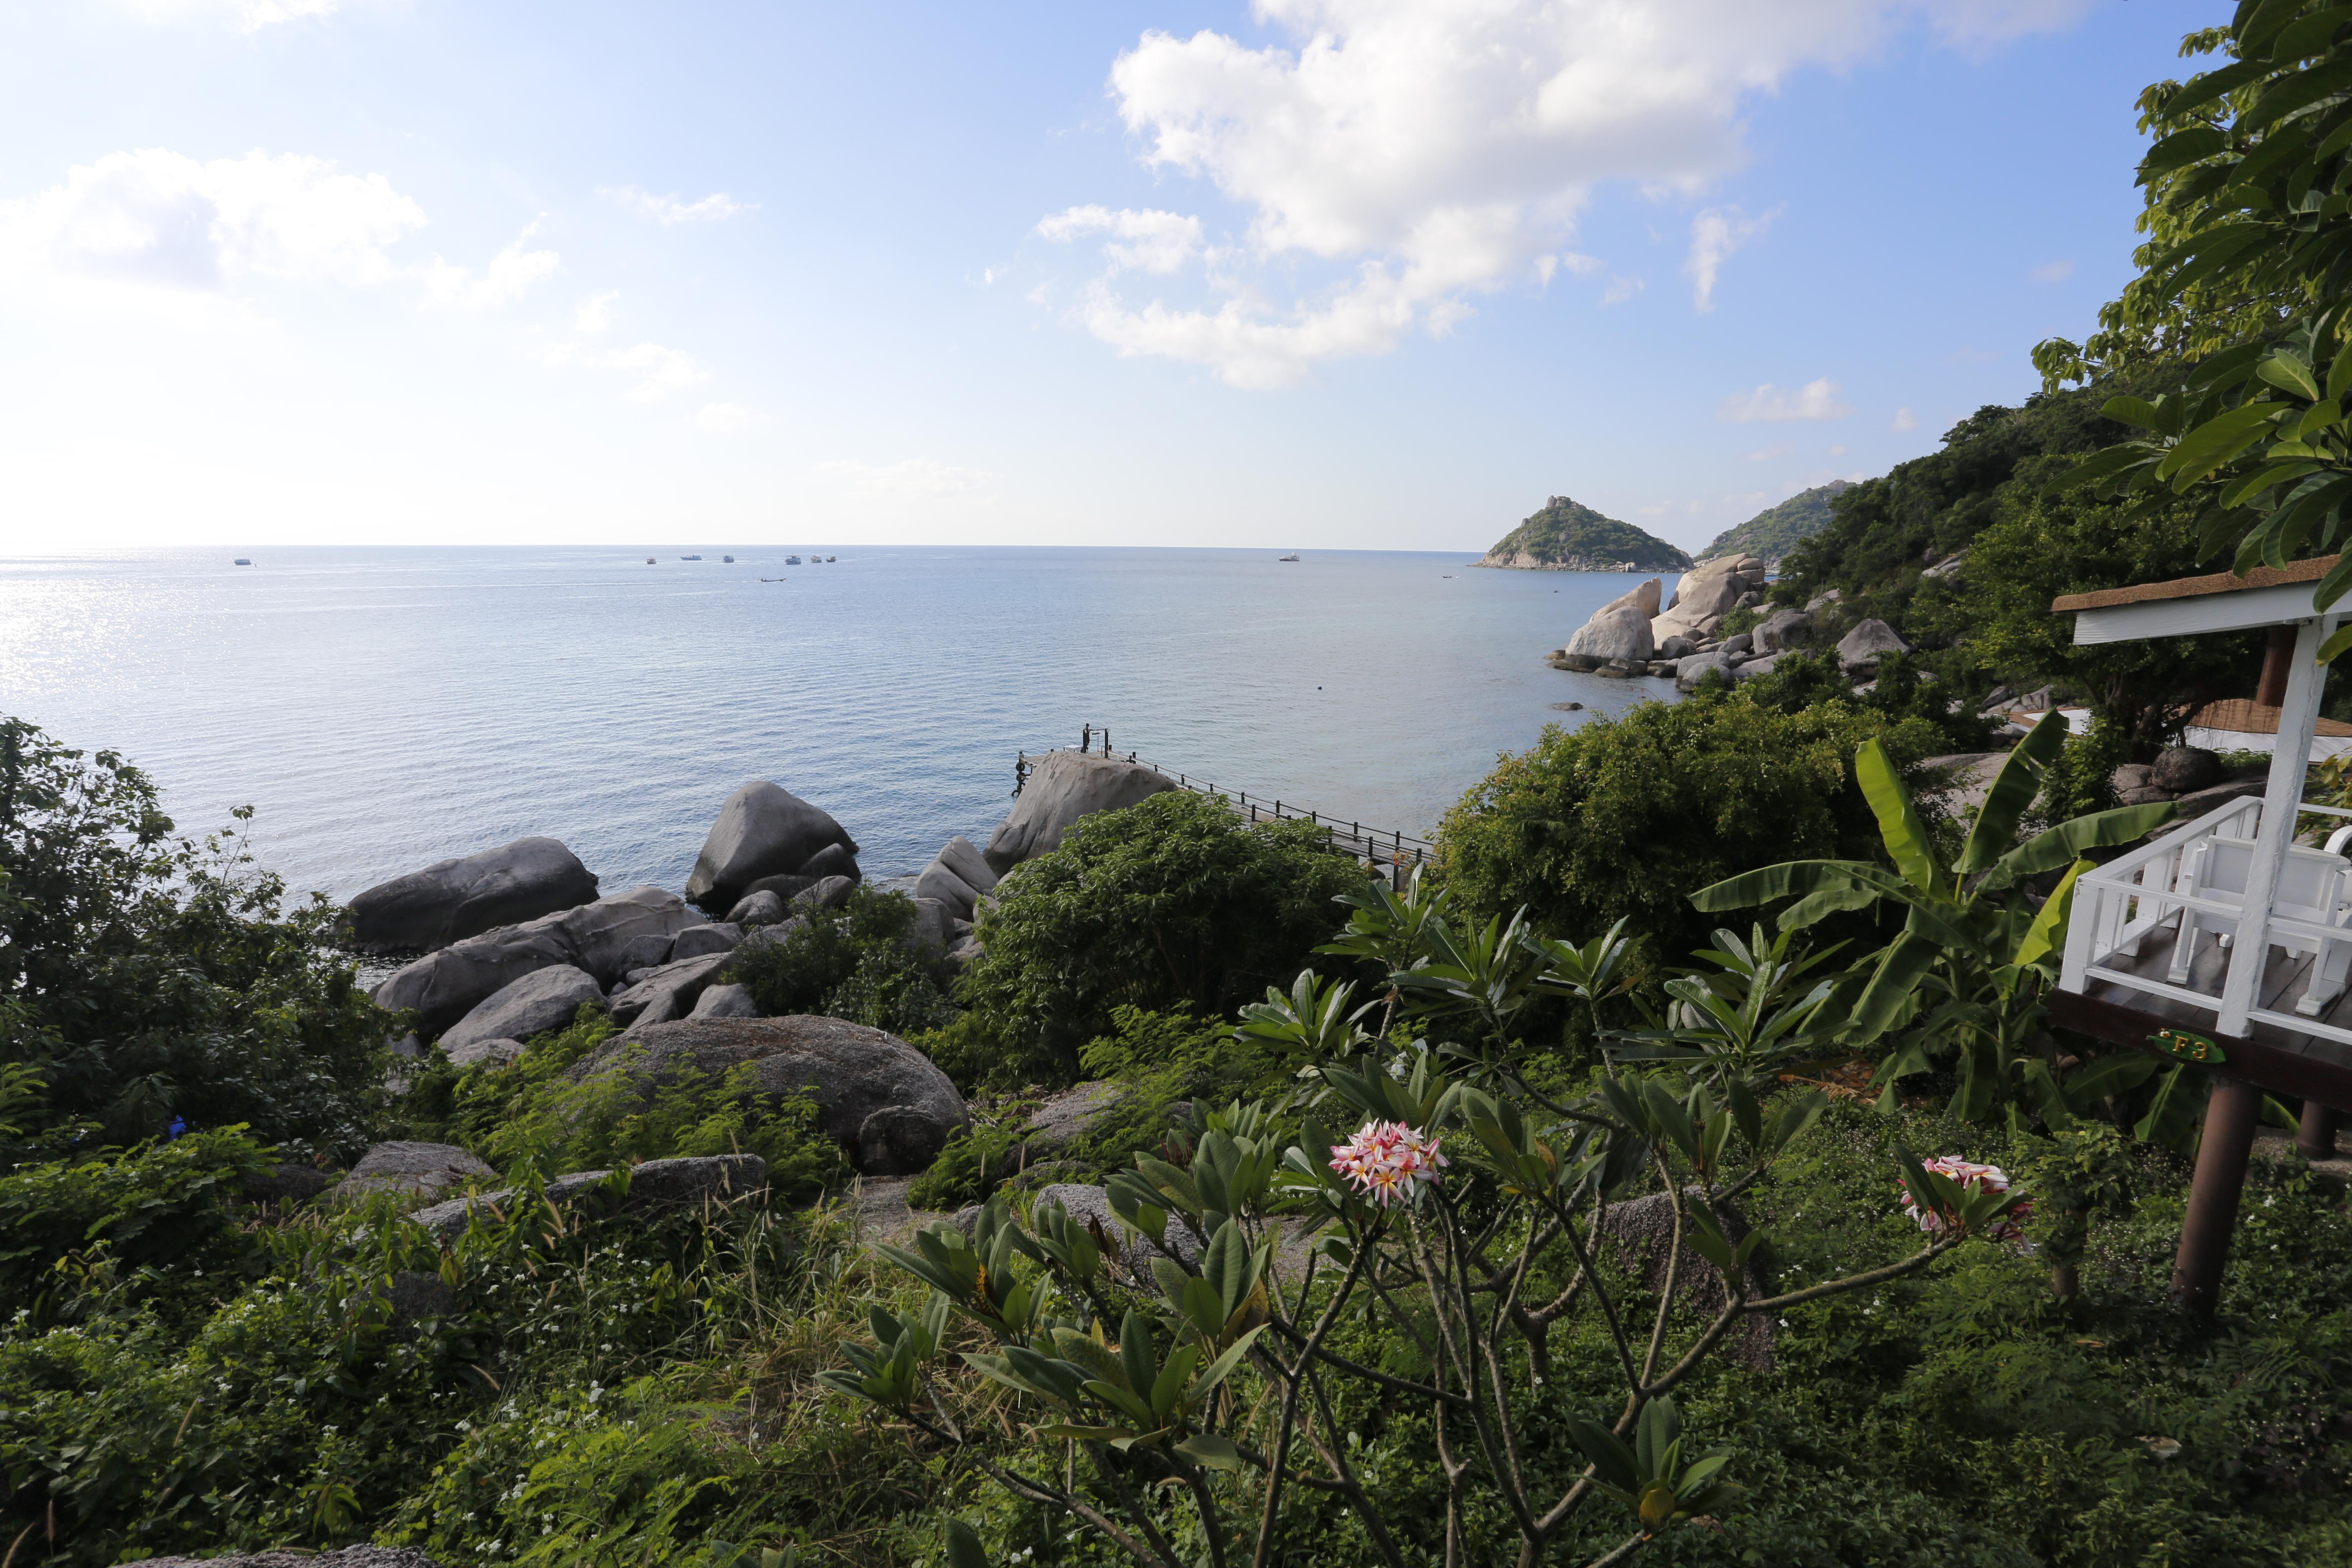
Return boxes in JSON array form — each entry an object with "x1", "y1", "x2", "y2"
[
  {"x1": 720, "y1": 887, "x2": 958, "y2": 1036},
  {"x1": 1742, "y1": 648, "x2": 1997, "y2": 754},
  {"x1": 1436, "y1": 690, "x2": 1941, "y2": 961},
  {"x1": 949, "y1": 791, "x2": 1368, "y2": 1087},
  {"x1": 0, "y1": 718, "x2": 388, "y2": 1162}
]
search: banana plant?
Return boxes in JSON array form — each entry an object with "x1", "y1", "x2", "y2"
[{"x1": 1690, "y1": 719, "x2": 2173, "y2": 1120}]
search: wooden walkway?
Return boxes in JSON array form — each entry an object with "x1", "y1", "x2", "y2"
[
  {"x1": 2076, "y1": 916, "x2": 2352, "y2": 1076},
  {"x1": 1016, "y1": 745, "x2": 1437, "y2": 869}
]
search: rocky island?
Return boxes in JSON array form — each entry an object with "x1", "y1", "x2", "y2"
[{"x1": 1474, "y1": 494, "x2": 1694, "y2": 572}]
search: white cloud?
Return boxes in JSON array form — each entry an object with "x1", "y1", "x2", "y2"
[
  {"x1": 1043, "y1": 0, "x2": 2087, "y2": 385},
  {"x1": 1686, "y1": 204, "x2": 1778, "y2": 312},
  {"x1": 1037, "y1": 206, "x2": 1204, "y2": 274},
  {"x1": 423, "y1": 224, "x2": 558, "y2": 309},
  {"x1": 817, "y1": 457, "x2": 994, "y2": 497},
  {"x1": 573, "y1": 291, "x2": 618, "y2": 333},
  {"x1": 0, "y1": 147, "x2": 423, "y2": 292},
  {"x1": 1892, "y1": 405, "x2": 1919, "y2": 430},
  {"x1": 599, "y1": 186, "x2": 756, "y2": 224},
  {"x1": 2031, "y1": 258, "x2": 2074, "y2": 283},
  {"x1": 1827, "y1": 443, "x2": 1848, "y2": 455},
  {"x1": 695, "y1": 402, "x2": 765, "y2": 433},
  {"x1": 1601, "y1": 275, "x2": 1644, "y2": 306},
  {"x1": 1718, "y1": 378, "x2": 1852, "y2": 423},
  {"x1": 1742, "y1": 442, "x2": 1796, "y2": 461},
  {"x1": 548, "y1": 339, "x2": 708, "y2": 401}
]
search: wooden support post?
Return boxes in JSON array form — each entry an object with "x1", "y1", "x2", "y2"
[
  {"x1": 2257, "y1": 624, "x2": 2296, "y2": 708},
  {"x1": 2172, "y1": 1077, "x2": 2263, "y2": 1316},
  {"x1": 2299, "y1": 1098, "x2": 2342, "y2": 1162}
]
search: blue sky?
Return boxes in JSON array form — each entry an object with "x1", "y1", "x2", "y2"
[{"x1": 0, "y1": 0, "x2": 2218, "y2": 552}]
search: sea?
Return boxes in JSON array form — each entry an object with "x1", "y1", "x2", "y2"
[{"x1": 0, "y1": 547, "x2": 1683, "y2": 902}]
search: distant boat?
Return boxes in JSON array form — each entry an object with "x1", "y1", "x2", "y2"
[
  {"x1": 826, "y1": 555, "x2": 837, "y2": 562},
  {"x1": 645, "y1": 557, "x2": 656, "y2": 564},
  {"x1": 785, "y1": 554, "x2": 802, "y2": 565},
  {"x1": 1278, "y1": 554, "x2": 1300, "y2": 562},
  {"x1": 722, "y1": 555, "x2": 734, "y2": 563},
  {"x1": 681, "y1": 554, "x2": 702, "y2": 561},
  {"x1": 1441, "y1": 574, "x2": 1455, "y2": 579},
  {"x1": 232, "y1": 558, "x2": 252, "y2": 566}
]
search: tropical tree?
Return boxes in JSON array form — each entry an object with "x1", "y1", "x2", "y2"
[{"x1": 1688, "y1": 715, "x2": 2173, "y2": 1123}]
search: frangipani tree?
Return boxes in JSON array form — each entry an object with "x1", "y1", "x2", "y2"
[{"x1": 1689, "y1": 715, "x2": 2173, "y2": 1121}]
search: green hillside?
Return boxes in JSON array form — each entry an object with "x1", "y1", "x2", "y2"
[
  {"x1": 1477, "y1": 495, "x2": 1693, "y2": 572},
  {"x1": 1699, "y1": 479, "x2": 1853, "y2": 562}
]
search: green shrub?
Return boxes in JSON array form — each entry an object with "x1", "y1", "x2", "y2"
[
  {"x1": 0, "y1": 718, "x2": 389, "y2": 1160},
  {"x1": 0, "y1": 1129, "x2": 276, "y2": 1326},
  {"x1": 721, "y1": 889, "x2": 956, "y2": 1036},
  {"x1": 400, "y1": 1008, "x2": 850, "y2": 1203},
  {"x1": 954, "y1": 791, "x2": 1366, "y2": 1086},
  {"x1": 1436, "y1": 689, "x2": 1939, "y2": 960}
]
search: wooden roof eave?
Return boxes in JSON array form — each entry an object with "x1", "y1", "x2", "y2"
[{"x1": 2053, "y1": 556, "x2": 2339, "y2": 646}]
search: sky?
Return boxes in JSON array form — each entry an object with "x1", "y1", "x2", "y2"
[{"x1": 0, "y1": 0, "x2": 2222, "y2": 554}]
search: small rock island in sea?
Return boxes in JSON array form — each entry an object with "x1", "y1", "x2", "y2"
[{"x1": 1473, "y1": 494, "x2": 1694, "y2": 572}]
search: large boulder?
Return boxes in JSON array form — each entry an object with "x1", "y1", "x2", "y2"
[
  {"x1": 690, "y1": 982, "x2": 762, "y2": 1019},
  {"x1": 439, "y1": 965, "x2": 602, "y2": 1057},
  {"x1": 1597, "y1": 1190, "x2": 1773, "y2": 1370},
  {"x1": 1674, "y1": 652, "x2": 1733, "y2": 691},
  {"x1": 1835, "y1": 618, "x2": 1913, "y2": 675},
  {"x1": 798, "y1": 842, "x2": 862, "y2": 883},
  {"x1": 344, "y1": 837, "x2": 598, "y2": 955},
  {"x1": 914, "y1": 858, "x2": 983, "y2": 919},
  {"x1": 793, "y1": 875, "x2": 858, "y2": 913},
  {"x1": 1655, "y1": 555, "x2": 1766, "y2": 642},
  {"x1": 564, "y1": 1016, "x2": 968, "y2": 1175},
  {"x1": 984, "y1": 751, "x2": 1176, "y2": 873},
  {"x1": 726, "y1": 889, "x2": 788, "y2": 927},
  {"x1": 370, "y1": 885, "x2": 690, "y2": 1036},
  {"x1": 673, "y1": 922, "x2": 745, "y2": 960},
  {"x1": 339, "y1": 1141, "x2": 497, "y2": 1202},
  {"x1": 1559, "y1": 605, "x2": 1653, "y2": 670},
  {"x1": 938, "y1": 835, "x2": 1000, "y2": 897},
  {"x1": 409, "y1": 1154, "x2": 768, "y2": 1243},
  {"x1": 1753, "y1": 607, "x2": 1813, "y2": 653},
  {"x1": 684, "y1": 782, "x2": 859, "y2": 911},
  {"x1": 2152, "y1": 746, "x2": 2225, "y2": 795}
]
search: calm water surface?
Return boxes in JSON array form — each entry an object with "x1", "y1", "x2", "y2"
[{"x1": 0, "y1": 547, "x2": 1683, "y2": 900}]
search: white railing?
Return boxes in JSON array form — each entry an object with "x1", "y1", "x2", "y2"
[{"x1": 2059, "y1": 795, "x2": 2352, "y2": 1049}]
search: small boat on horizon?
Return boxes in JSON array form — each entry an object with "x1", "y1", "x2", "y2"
[
  {"x1": 232, "y1": 558, "x2": 252, "y2": 566},
  {"x1": 826, "y1": 555, "x2": 837, "y2": 562},
  {"x1": 681, "y1": 554, "x2": 703, "y2": 561},
  {"x1": 722, "y1": 555, "x2": 734, "y2": 563},
  {"x1": 645, "y1": 557, "x2": 656, "y2": 564},
  {"x1": 1278, "y1": 553, "x2": 1300, "y2": 562}
]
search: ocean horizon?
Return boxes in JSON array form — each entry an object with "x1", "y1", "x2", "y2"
[{"x1": 0, "y1": 544, "x2": 1686, "y2": 904}]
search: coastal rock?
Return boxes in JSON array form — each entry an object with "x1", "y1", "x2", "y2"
[
  {"x1": 1722, "y1": 632, "x2": 1754, "y2": 655},
  {"x1": 1598, "y1": 1190, "x2": 1773, "y2": 1371},
  {"x1": 1754, "y1": 607, "x2": 1813, "y2": 653},
  {"x1": 439, "y1": 965, "x2": 602, "y2": 1057},
  {"x1": 609, "y1": 933, "x2": 677, "y2": 976},
  {"x1": 2152, "y1": 746, "x2": 2225, "y2": 795},
  {"x1": 1656, "y1": 555, "x2": 1766, "y2": 642},
  {"x1": 792, "y1": 875, "x2": 858, "y2": 912},
  {"x1": 937, "y1": 835, "x2": 1000, "y2": 897},
  {"x1": 409, "y1": 1154, "x2": 768, "y2": 1244},
  {"x1": 948, "y1": 933, "x2": 984, "y2": 967},
  {"x1": 684, "y1": 781, "x2": 859, "y2": 911},
  {"x1": 1657, "y1": 634, "x2": 1697, "y2": 660},
  {"x1": 911, "y1": 896, "x2": 957, "y2": 954},
  {"x1": 445, "y1": 1036, "x2": 526, "y2": 1070},
  {"x1": 1835, "y1": 618, "x2": 1913, "y2": 675},
  {"x1": 339, "y1": 1141, "x2": 498, "y2": 1202},
  {"x1": 343, "y1": 837, "x2": 598, "y2": 955},
  {"x1": 2119, "y1": 786, "x2": 2178, "y2": 807},
  {"x1": 552, "y1": 885, "x2": 693, "y2": 984},
  {"x1": 672, "y1": 922, "x2": 745, "y2": 960},
  {"x1": 914, "y1": 858, "x2": 982, "y2": 919},
  {"x1": 1023, "y1": 1080, "x2": 1128, "y2": 1153},
  {"x1": 690, "y1": 982, "x2": 762, "y2": 1019},
  {"x1": 1733, "y1": 652, "x2": 1786, "y2": 681},
  {"x1": 564, "y1": 1015, "x2": 967, "y2": 1175},
  {"x1": 984, "y1": 750, "x2": 1176, "y2": 873},
  {"x1": 607, "y1": 951, "x2": 736, "y2": 1026},
  {"x1": 797, "y1": 842, "x2": 862, "y2": 884},
  {"x1": 1805, "y1": 588, "x2": 1843, "y2": 613},
  {"x1": 2111, "y1": 763, "x2": 2156, "y2": 795},
  {"x1": 725, "y1": 889, "x2": 788, "y2": 927},
  {"x1": 1675, "y1": 652, "x2": 1733, "y2": 692},
  {"x1": 1560, "y1": 604, "x2": 1654, "y2": 668}
]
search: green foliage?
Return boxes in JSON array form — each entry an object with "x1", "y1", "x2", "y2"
[
  {"x1": 1697, "y1": 478, "x2": 1853, "y2": 564},
  {"x1": 1435, "y1": 688, "x2": 1939, "y2": 961},
  {"x1": 955, "y1": 791, "x2": 1366, "y2": 1086},
  {"x1": 0, "y1": 717, "x2": 389, "y2": 1160},
  {"x1": 1481, "y1": 493, "x2": 1694, "y2": 570},
  {"x1": 0, "y1": 1130, "x2": 276, "y2": 1327},
  {"x1": 1742, "y1": 649, "x2": 1999, "y2": 754},
  {"x1": 400, "y1": 1008, "x2": 850, "y2": 1203},
  {"x1": 721, "y1": 889, "x2": 957, "y2": 1036}
]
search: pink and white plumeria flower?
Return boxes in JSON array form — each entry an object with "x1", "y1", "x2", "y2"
[
  {"x1": 1330, "y1": 1119, "x2": 1448, "y2": 1208},
  {"x1": 1900, "y1": 1156, "x2": 2030, "y2": 1244}
]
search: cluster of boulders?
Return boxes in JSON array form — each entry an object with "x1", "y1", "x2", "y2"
[
  {"x1": 2112, "y1": 746, "x2": 2270, "y2": 823},
  {"x1": 347, "y1": 747, "x2": 1189, "y2": 1185},
  {"x1": 1550, "y1": 567, "x2": 1917, "y2": 694}
]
